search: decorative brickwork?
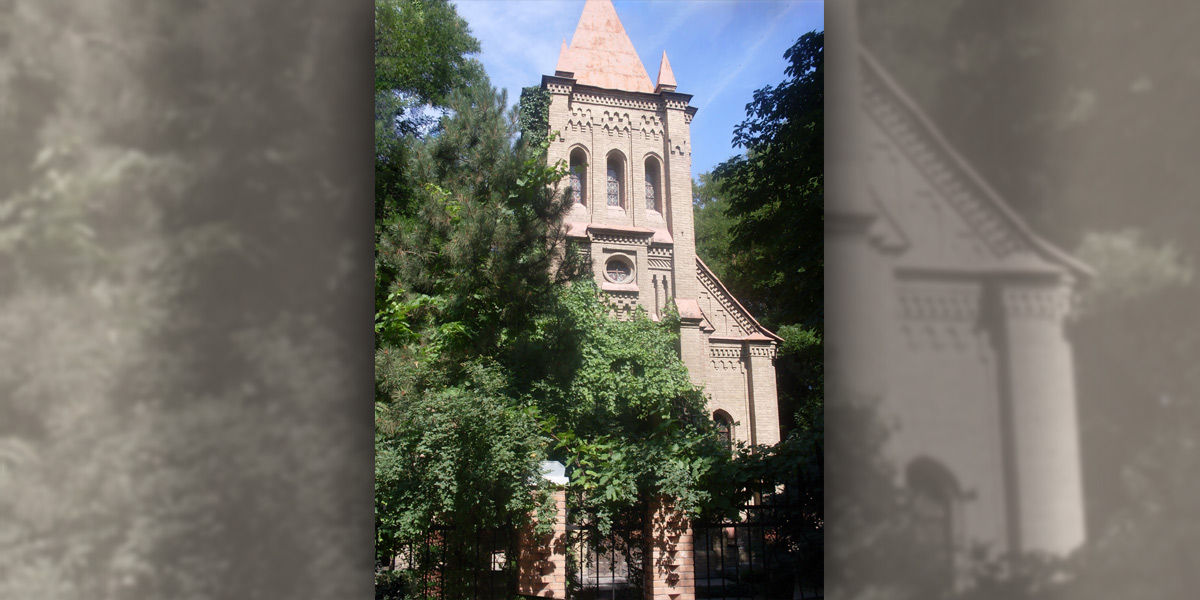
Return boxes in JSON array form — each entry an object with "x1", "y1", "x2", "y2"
[
  {"x1": 697, "y1": 262, "x2": 756, "y2": 336},
  {"x1": 898, "y1": 285, "x2": 981, "y2": 321},
  {"x1": 1001, "y1": 285, "x2": 1072, "y2": 321},
  {"x1": 546, "y1": 81, "x2": 573, "y2": 95},
  {"x1": 590, "y1": 232, "x2": 651, "y2": 246},
  {"x1": 862, "y1": 53, "x2": 1032, "y2": 259},
  {"x1": 571, "y1": 91, "x2": 660, "y2": 112},
  {"x1": 606, "y1": 290, "x2": 640, "y2": 320}
]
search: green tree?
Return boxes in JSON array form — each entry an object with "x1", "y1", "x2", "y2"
[
  {"x1": 712, "y1": 31, "x2": 823, "y2": 331},
  {"x1": 692, "y1": 171, "x2": 738, "y2": 286},
  {"x1": 373, "y1": 79, "x2": 575, "y2": 564},
  {"x1": 374, "y1": 0, "x2": 484, "y2": 227}
]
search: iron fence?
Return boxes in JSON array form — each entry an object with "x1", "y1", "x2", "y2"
[
  {"x1": 565, "y1": 505, "x2": 645, "y2": 599},
  {"x1": 378, "y1": 525, "x2": 516, "y2": 600},
  {"x1": 693, "y1": 473, "x2": 823, "y2": 600}
]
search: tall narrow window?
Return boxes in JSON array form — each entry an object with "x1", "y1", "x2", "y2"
[
  {"x1": 569, "y1": 148, "x2": 587, "y2": 205},
  {"x1": 606, "y1": 153, "x2": 624, "y2": 207},
  {"x1": 714, "y1": 410, "x2": 734, "y2": 451},
  {"x1": 644, "y1": 158, "x2": 660, "y2": 211}
]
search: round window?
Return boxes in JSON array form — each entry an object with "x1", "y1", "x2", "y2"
[{"x1": 604, "y1": 256, "x2": 634, "y2": 284}]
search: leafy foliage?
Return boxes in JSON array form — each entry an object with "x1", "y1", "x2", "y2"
[
  {"x1": 375, "y1": 0, "x2": 485, "y2": 228},
  {"x1": 374, "y1": 0, "x2": 482, "y2": 99},
  {"x1": 518, "y1": 86, "x2": 553, "y2": 150},
  {"x1": 532, "y1": 284, "x2": 737, "y2": 530},
  {"x1": 373, "y1": 79, "x2": 575, "y2": 552},
  {"x1": 692, "y1": 172, "x2": 738, "y2": 286}
]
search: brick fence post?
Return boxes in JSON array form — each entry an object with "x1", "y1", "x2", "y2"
[
  {"x1": 643, "y1": 497, "x2": 695, "y2": 600},
  {"x1": 517, "y1": 487, "x2": 569, "y2": 598}
]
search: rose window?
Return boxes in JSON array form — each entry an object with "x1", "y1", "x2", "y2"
[{"x1": 604, "y1": 257, "x2": 633, "y2": 284}]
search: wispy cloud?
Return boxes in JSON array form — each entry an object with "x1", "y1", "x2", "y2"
[
  {"x1": 698, "y1": 3, "x2": 797, "y2": 109},
  {"x1": 452, "y1": 0, "x2": 582, "y2": 104},
  {"x1": 644, "y1": 1, "x2": 704, "y2": 56}
]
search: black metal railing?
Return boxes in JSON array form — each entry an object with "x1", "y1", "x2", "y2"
[
  {"x1": 566, "y1": 507, "x2": 645, "y2": 599},
  {"x1": 379, "y1": 525, "x2": 517, "y2": 600},
  {"x1": 692, "y1": 474, "x2": 823, "y2": 600}
]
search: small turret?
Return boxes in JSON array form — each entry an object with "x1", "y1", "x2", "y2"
[{"x1": 654, "y1": 51, "x2": 677, "y2": 93}]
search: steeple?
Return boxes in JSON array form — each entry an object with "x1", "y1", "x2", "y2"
[
  {"x1": 562, "y1": 0, "x2": 654, "y2": 93},
  {"x1": 654, "y1": 51, "x2": 677, "y2": 93},
  {"x1": 554, "y1": 38, "x2": 575, "y2": 77}
]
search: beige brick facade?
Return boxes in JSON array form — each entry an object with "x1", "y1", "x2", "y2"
[{"x1": 543, "y1": 0, "x2": 782, "y2": 449}]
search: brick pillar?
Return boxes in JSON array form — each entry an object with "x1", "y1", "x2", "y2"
[
  {"x1": 517, "y1": 488, "x2": 569, "y2": 598},
  {"x1": 746, "y1": 341, "x2": 781, "y2": 446},
  {"x1": 643, "y1": 498, "x2": 695, "y2": 600}
]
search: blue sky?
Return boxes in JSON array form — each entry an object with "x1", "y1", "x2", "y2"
[{"x1": 451, "y1": 0, "x2": 824, "y2": 179}]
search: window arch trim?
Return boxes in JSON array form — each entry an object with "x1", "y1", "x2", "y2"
[
  {"x1": 643, "y1": 154, "x2": 663, "y2": 213},
  {"x1": 713, "y1": 410, "x2": 734, "y2": 450},
  {"x1": 568, "y1": 146, "x2": 590, "y2": 206},
  {"x1": 605, "y1": 150, "x2": 627, "y2": 209}
]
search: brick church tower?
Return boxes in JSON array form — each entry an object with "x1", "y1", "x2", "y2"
[{"x1": 541, "y1": 0, "x2": 783, "y2": 447}]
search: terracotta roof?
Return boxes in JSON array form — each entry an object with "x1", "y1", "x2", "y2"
[
  {"x1": 563, "y1": 0, "x2": 654, "y2": 93},
  {"x1": 655, "y1": 51, "x2": 677, "y2": 92}
]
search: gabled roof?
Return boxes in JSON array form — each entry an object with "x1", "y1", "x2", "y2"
[
  {"x1": 562, "y1": 0, "x2": 654, "y2": 93},
  {"x1": 860, "y1": 48, "x2": 1093, "y2": 280},
  {"x1": 696, "y1": 258, "x2": 783, "y2": 344}
]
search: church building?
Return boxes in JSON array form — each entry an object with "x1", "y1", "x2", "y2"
[{"x1": 540, "y1": 0, "x2": 783, "y2": 447}]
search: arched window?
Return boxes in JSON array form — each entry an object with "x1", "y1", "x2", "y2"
[
  {"x1": 569, "y1": 148, "x2": 587, "y2": 205},
  {"x1": 713, "y1": 410, "x2": 734, "y2": 451},
  {"x1": 644, "y1": 157, "x2": 661, "y2": 212},
  {"x1": 606, "y1": 153, "x2": 624, "y2": 208},
  {"x1": 907, "y1": 458, "x2": 958, "y2": 592}
]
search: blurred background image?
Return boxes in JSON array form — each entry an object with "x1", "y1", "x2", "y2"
[{"x1": 828, "y1": 0, "x2": 1200, "y2": 598}]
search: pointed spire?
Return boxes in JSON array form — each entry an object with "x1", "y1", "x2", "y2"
[
  {"x1": 554, "y1": 38, "x2": 575, "y2": 77},
  {"x1": 655, "y1": 50, "x2": 677, "y2": 93},
  {"x1": 565, "y1": 0, "x2": 654, "y2": 93}
]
